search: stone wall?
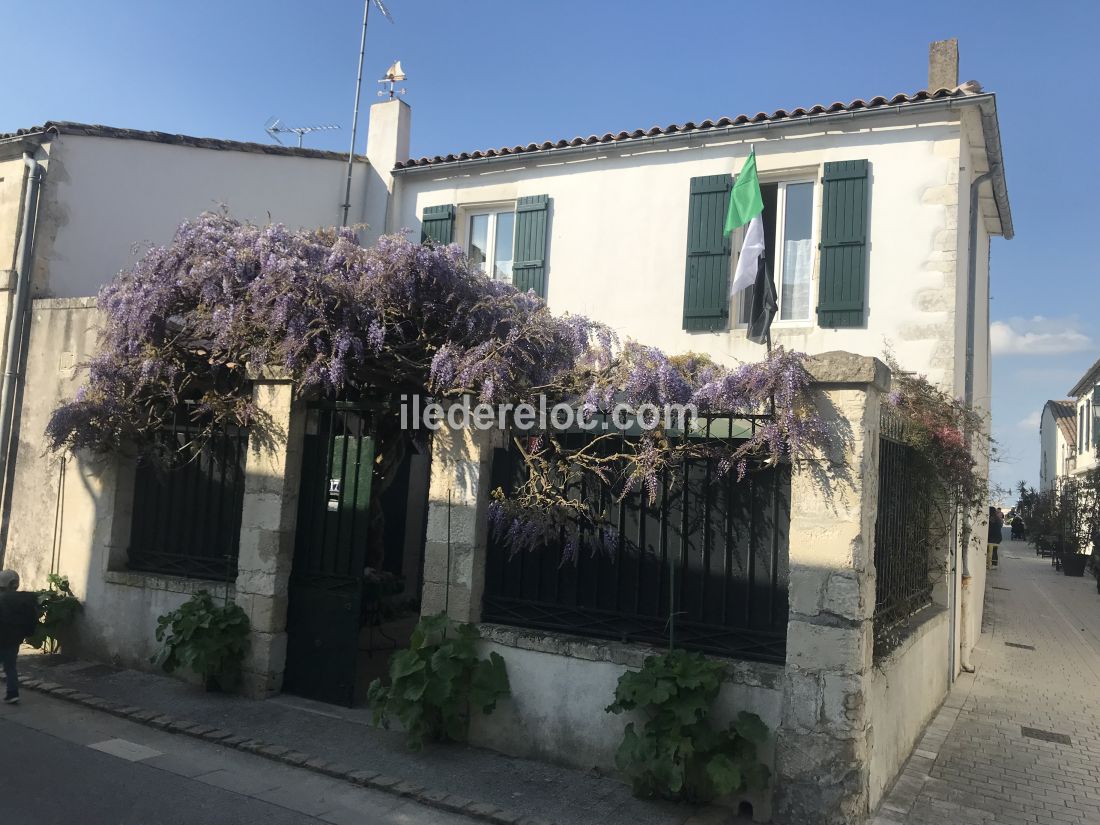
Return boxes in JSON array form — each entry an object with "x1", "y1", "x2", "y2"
[
  {"x1": 773, "y1": 352, "x2": 888, "y2": 824},
  {"x1": 417, "y1": 352, "x2": 943, "y2": 824}
]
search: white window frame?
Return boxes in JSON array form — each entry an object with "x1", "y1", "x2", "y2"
[
  {"x1": 733, "y1": 173, "x2": 818, "y2": 330},
  {"x1": 458, "y1": 202, "x2": 516, "y2": 283}
]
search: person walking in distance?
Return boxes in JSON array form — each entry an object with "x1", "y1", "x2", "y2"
[
  {"x1": 0, "y1": 570, "x2": 41, "y2": 704},
  {"x1": 987, "y1": 507, "x2": 1004, "y2": 568}
]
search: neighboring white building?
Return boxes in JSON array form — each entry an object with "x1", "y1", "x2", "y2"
[
  {"x1": 1066, "y1": 359, "x2": 1100, "y2": 480},
  {"x1": 1039, "y1": 399, "x2": 1077, "y2": 491}
]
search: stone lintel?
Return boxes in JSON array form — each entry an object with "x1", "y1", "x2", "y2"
[{"x1": 804, "y1": 351, "x2": 891, "y2": 393}]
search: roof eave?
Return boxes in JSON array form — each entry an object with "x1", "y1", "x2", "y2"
[
  {"x1": 1069, "y1": 360, "x2": 1100, "y2": 397},
  {"x1": 974, "y1": 96, "x2": 1013, "y2": 240}
]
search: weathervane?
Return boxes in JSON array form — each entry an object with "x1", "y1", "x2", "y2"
[
  {"x1": 378, "y1": 60, "x2": 407, "y2": 100},
  {"x1": 264, "y1": 118, "x2": 340, "y2": 148}
]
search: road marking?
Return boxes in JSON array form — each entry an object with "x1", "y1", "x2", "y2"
[{"x1": 88, "y1": 738, "x2": 163, "y2": 762}]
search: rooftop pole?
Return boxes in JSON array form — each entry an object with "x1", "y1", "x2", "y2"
[{"x1": 341, "y1": 0, "x2": 372, "y2": 227}]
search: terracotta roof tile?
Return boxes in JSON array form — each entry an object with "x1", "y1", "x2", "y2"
[{"x1": 396, "y1": 83, "x2": 985, "y2": 170}]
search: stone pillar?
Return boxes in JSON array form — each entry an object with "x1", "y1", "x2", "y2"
[
  {"x1": 775, "y1": 352, "x2": 890, "y2": 825},
  {"x1": 234, "y1": 376, "x2": 304, "y2": 698},
  {"x1": 420, "y1": 424, "x2": 501, "y2": 623}
]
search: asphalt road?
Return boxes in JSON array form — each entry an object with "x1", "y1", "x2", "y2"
[{"x1": 0, "y1": 691, "x2": 477, "y2": 825}]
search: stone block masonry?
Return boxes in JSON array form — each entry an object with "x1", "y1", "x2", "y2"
[
  {"x1": 234, "y1": 376, "x2": 305, "y2": 698},
  {"x1": 774, "y1": 352, "x2": 889, "y2": 825}
]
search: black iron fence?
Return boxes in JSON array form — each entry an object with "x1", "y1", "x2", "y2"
[
  {"x1": 872, "y1": 411, "x2": 935, "y2": 655},
  {"x1": 483, "y1": 417, "x2": 790, "y2": 664},
  {"x1": 128, "y1": 404, "x2": 248, "y2": 581}
]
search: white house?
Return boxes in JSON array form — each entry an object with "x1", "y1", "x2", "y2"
[
  {"x1": 0, "y1": 39, "x2": 1012, "y2": 825},
  {"x1": 1039, "y1": 398, "x2": 1077, "y2": 491},
  {"x1": 1066, "y1": 358, "x2": 1100, "y2": 480}
]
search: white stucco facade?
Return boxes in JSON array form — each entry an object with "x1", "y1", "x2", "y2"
[
  {"x1": 395, "y1": 101, "x2": 1005, "y2": 404},
  {"x1": 1039, "y1": 400, "x2": 1076, "y2": 491},
  {"x1": 25, "y1": 134, "x2": 372, "y2": 299}
]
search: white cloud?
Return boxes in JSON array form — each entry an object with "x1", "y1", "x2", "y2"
[
  {"x1": 991, "y1": 316, "x2": 1093, "y2": 356},
  {"x1": 1017, "y1": 410, "x2": 1042, "y2": 430}
]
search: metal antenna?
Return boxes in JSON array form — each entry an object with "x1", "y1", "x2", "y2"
[
  {"x1": 265, "y1": 117, "x2": 340, "y2": 148},
  {"x1": 341, "y1": 0, "x2": 395, "y2": 227}
]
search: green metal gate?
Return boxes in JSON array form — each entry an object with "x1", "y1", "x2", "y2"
[{"x1": 284, "y1": 400, "x2": 377, "y2": 706}]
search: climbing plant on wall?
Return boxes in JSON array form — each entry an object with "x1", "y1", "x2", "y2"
[{"x1": 46, "y1": 213, "x2": 829, "y2": 553}]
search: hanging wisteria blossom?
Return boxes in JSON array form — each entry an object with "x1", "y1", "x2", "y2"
[{"x1": 46, "y1": 213, "x2": 829, "y2": 558}]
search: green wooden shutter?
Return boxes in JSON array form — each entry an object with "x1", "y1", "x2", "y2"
[
  {"x1": 421, "y1": 204, "x2": 455, "y2": 244},
  {"x1": 816, "y1": 160, "x2": 869, "y2": 328},
  {"x1": 682, "y1": 174, "x2": 733, "y2": 331},
  {"x1": 1092, "y1": 387, "x2": 1100, "y2": 450},
  {"x1": 513, "y1": 195, "x2": 550, "y2": 298}
]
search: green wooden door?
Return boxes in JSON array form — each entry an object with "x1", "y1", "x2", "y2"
[{"x1": 284, "y1": 403, "x2": 375, "y2": 706}]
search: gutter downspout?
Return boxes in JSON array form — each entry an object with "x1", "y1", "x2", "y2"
[
  {"x1": 958, "y1": 169, "x2": 993, "y2": 674},
  {"x1": 0, "y1": 152, "x2": 44, "y2": 567}
]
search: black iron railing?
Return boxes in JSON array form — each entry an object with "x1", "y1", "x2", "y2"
[
  {"x1": 482, "y1": 417, "x2": 790, "y2": 664},
  {"x1": 872, "y1": 411, "x2": 935, "y2": 655},
  {"x1": 128, "y1": 404, "x2": 248, "y2": 581}
]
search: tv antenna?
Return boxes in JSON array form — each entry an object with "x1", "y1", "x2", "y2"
[
  {"x1": 341, "y1": 0, "x2": 396, "y2": 227},
  {"x1": 378, "y1": 60, "x2": 407, "y2": 100},
  {"x1": 264, "y1": 118, "x2": 340, "y2": 148}
]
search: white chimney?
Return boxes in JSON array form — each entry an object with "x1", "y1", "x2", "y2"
[{"x1": 362, "y1": 98, "x2": 411, "y2": 243}]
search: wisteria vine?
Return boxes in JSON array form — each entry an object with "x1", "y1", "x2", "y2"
[{"x1": 47, "y1": 213, "x2": 829, "y2": 559}]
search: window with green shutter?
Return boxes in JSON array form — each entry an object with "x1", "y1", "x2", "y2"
[
  {"x1": 816, "y1": 160, "x2": 869, "y2": 328},
  {"x1": 682, "y1": 174, "x2": 733, "y2": 331},
  {"x1": 512, "y1": 195, "x2": 550, "y2": 298},
  {"x1": 421, "y1": 204, "x2": 455, "y2": 245}
]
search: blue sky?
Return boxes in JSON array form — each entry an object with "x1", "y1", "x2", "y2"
[{"x1": 5, "y1": 0, "x2": 1099, "y2": 498}]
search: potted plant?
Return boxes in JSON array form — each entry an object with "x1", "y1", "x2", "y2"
[
  {"x1": 1060, "y1": 544, "x2": 1089, "y2": 577},
  {"x1": 152, "y1": 591, "x2": 250, "y2": 691}
]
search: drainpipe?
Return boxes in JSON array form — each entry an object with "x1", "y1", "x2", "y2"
[
  {"x1": 0, "y1": 152, "x2": 44, "y2": 566},
  {"x1": 958, "y1": 169, "x2": 993, "y2": 674}
]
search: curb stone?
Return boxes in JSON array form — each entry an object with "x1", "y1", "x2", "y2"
[{"x1": 18, "y1": 673, "x2": 554, "y2": 825}]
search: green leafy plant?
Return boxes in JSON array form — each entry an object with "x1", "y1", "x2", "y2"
[
  {"x1": 367, "y1": 612, "x2": 510, "y2": 750},
  {"x1": 606, "y1": 649, "x2": 770, "y2": 802},
  {"x1": 27, "y1": 574, "x2": 82, "y2": 654},
  {"x1": 152, "y1": 591, "x2": 250, "y2": 690}
]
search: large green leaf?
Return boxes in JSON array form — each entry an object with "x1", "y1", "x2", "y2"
[
  {"x1": 705, "y1": 753, "x2": 743, "y2": 795},
  {"x1": 734, "y1": 711, "x2": 769, "y2": 745}
]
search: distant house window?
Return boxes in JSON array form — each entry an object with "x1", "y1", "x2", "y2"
[
  {"x1": 1088, "y1": 399, "x2": 1093, "y2": 449},
  {"x1": 738, "y1": 179, "x2": 815, "y2": 325},
  {"x1": 1080, "y1": 407, "x2": 1085, "y2": 454},
  {"x1": 466, "y1": 208, "x2": 515, "y2": 283}
]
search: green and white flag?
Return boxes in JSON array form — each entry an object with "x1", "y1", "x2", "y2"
[{"x1": 724, "y1": 149, "x2": 765, "y2": 296}]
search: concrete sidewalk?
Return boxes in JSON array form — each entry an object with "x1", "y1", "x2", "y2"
[
  {"x1": 2, "y1": 690, "x2": 480, "y2": 825},
  {"x1": 16, "y1": 648, "x2": 703, "y2": 825},
  {"x1": 874, "y1": 537, "x2": 1100, "y2": 825}
]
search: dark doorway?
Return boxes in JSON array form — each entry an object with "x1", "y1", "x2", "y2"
[
  {"x1": 283, "y1": 401, "x2": 376, "y2": 706},
  {"x1": 283, "y1": 399, "x2": 430, "y2": 706}
]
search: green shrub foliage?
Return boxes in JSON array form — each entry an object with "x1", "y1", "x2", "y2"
[
  {"x1": 27, "y1": 574, "x2": 82, "y2": 654},
  {"x1": 152, "y1": 591, "x2": 251, "y2": 690},
  {"x1": 607, "y1": 649, "x2": 770, "y2": 802},
  {"x1": 367, "y1": 612, "x2": 510, "y2": 750}
]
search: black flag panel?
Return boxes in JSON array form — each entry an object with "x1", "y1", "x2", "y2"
[{"x1": 746, "y1": 256, "x2": 777, "y2": 346}]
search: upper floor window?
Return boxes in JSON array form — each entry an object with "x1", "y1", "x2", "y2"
[
  {"x1": 466, "y1": 208, "x2": 515, "y2": 283},
  {"x1": 1088, "y1": 399, "x2": 1093, "y2": 450},
  {"x1": 737, "y1": 179, "x2": 815, "y2": 325}
]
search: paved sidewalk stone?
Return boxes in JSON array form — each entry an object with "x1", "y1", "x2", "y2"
[
  {"x1": 874, "y1": 538, "x2": 1100, "y2": 825},
  {"x1": 18, "y1": 645, "x2": 699, "y2": 825}
]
